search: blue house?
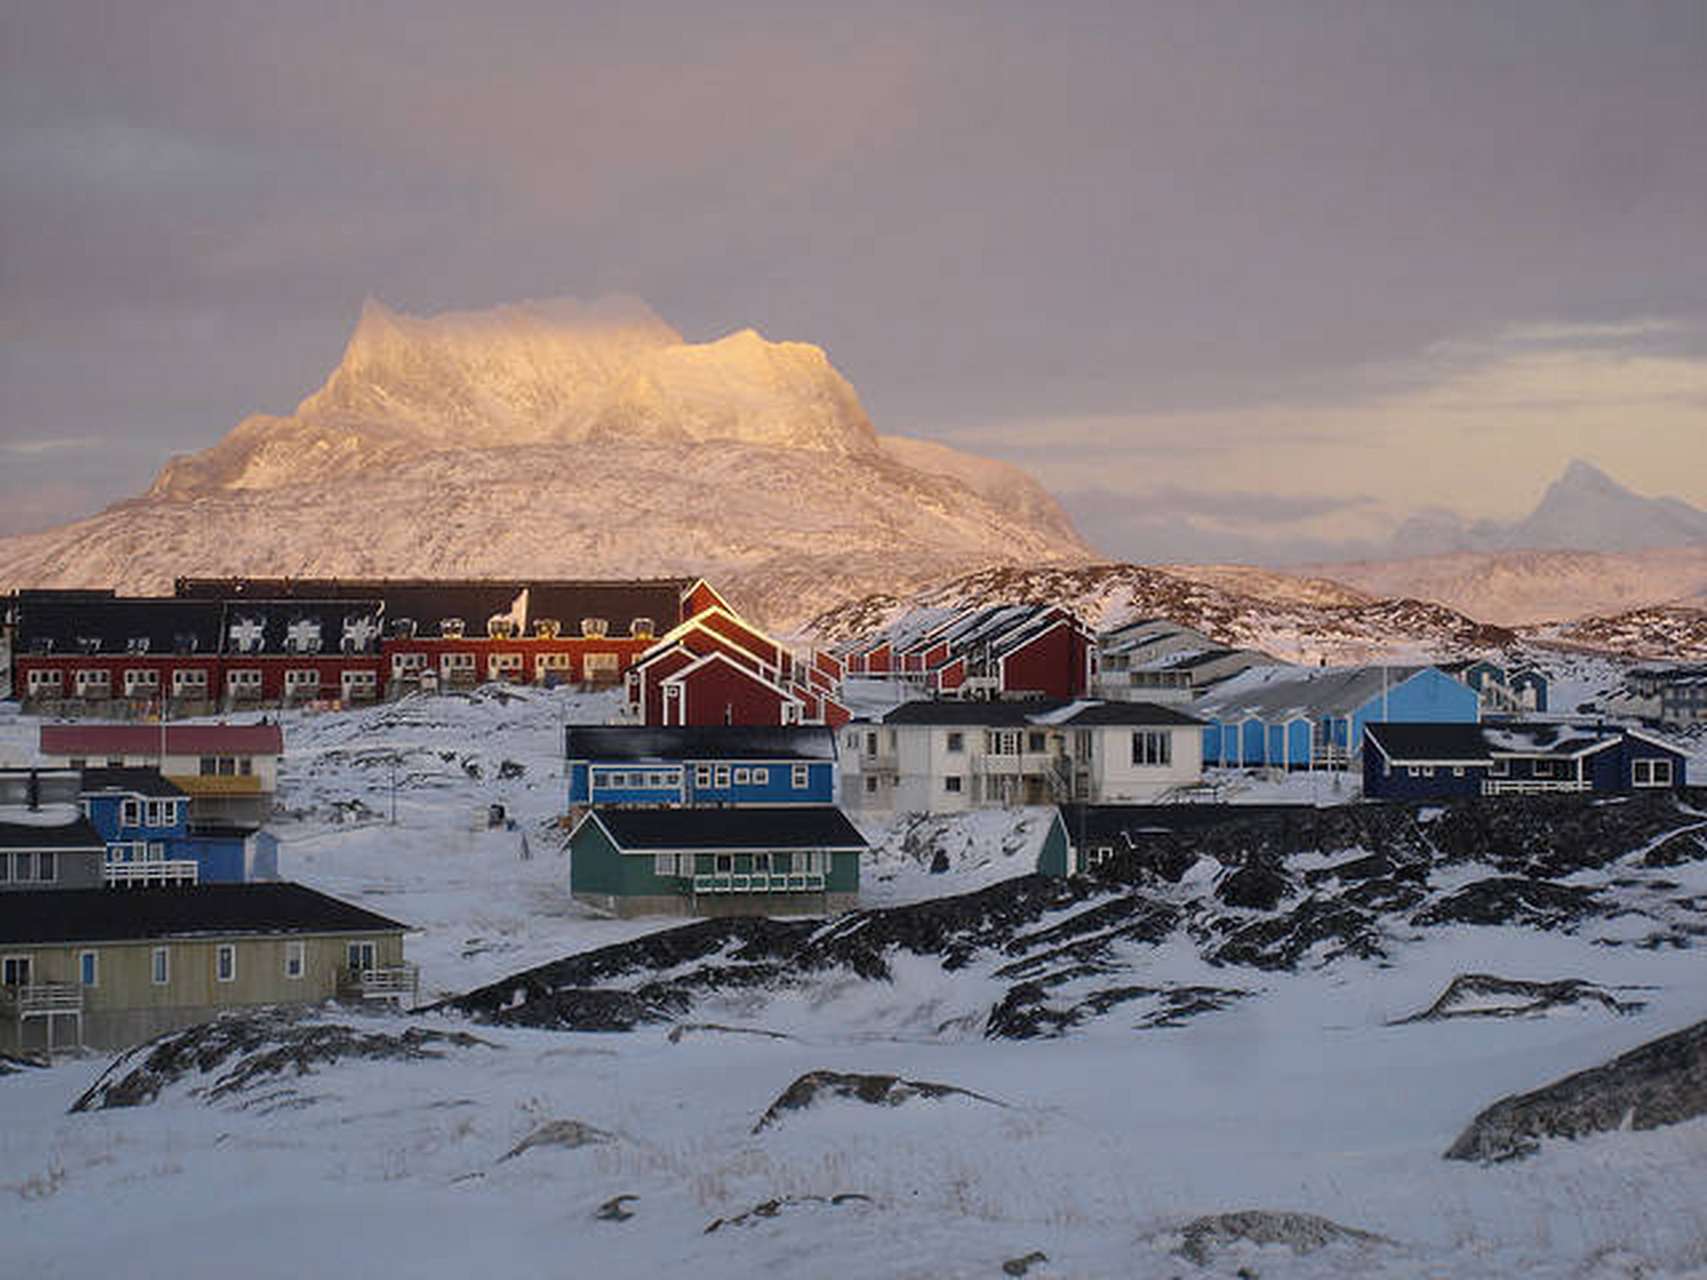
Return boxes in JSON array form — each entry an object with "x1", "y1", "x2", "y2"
[
  {"x1": 1198, "y1": 665, "x2": 1480, "y2": 769},
  {"x1": 79, "y1": 768, "x2": 277, "y2": 884},
  {"x1": 566, "y1": 726, "x2": 837, "y2": 809},
  {"x1": 1363, "y1": 721, "x2": 1688, "y2": 800}
]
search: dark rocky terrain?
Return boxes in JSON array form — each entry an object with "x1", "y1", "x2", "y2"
[{"x1": 447, "y1": 792, "x2": 1707, "y2": 1040}]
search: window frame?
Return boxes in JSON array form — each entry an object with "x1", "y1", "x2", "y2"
[
  {"x1": 284, "y1": 940, "x2": 306, "y2": 980},
  {"x1": 151, "y1": 946, "x2": 170, "y2": 985},
  {"x1": 216, "y1": 944, "x2": 237, "y2": 983}
]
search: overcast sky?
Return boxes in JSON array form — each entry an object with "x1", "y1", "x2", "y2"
[{"x1": 4, "y1": 1, "x2": 1705, "y2": 559}]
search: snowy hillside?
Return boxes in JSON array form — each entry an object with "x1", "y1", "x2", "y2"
[
  {"x1": 0, "y1": 298, "x2": 1089, "y2": 628},
  {"x1": 6, "y1": 688, "x2": 1707, "y2": 1277},
  {"x1": 800, "y1": 561, "x2": 1518, "y2": 662}
]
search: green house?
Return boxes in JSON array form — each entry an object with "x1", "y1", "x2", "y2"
[{"x1": 569, "y1": 806, "x2": 865, "y2": 918}]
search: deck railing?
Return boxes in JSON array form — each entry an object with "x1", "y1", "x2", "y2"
[
  {"x1": 338, "y1": 965, "x2": 420, "y2": 1005},
  {"x1": 105, "y1": 859, "x2": 199, "y2": 886},
  {"x1": 1481, "y1": 779, "x2": 1591, "y2": 795},
  {"x1": 691, "y1": 872, "x2": 827, "y2": 894}
]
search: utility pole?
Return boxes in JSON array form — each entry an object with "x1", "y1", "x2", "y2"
[{"x1": 389, "y1": 753, "x2": 398, "y2": 826}]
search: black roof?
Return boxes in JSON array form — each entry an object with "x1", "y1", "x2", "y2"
[
  {"x1": 0, "y1": 883, "x2": 408, "y2": 946},
  {"x1": 79, "y1": 767, "x2": 188, "y2": 799},
  {"x1": 566, "y1": 725, "x2": 837, "y2": 763},
  {"x1": 175, "y1": 577, "x2": 690, "y2": 637},
  {"x1": 13, "y1": 595, "x2": 224, "y2": 657},
  {"x1": 589, "y1": 807, "x2": 867, "y2": 851},
  {"x1": 0, "y1": 814, "x2": 107, "y2": 851},
  {"x1": 217, "y1": 599, "x2": 386, "y2": 656},
  {"x1": 1362, "y1": 722, "x2": 1491, "y2": 761},
  {"x1": 1052, "y1": 702, "x2": 1203, "y2": 727},
  {"x1": 878, "y1": 699, "x2": 1201, "y2": 728}
]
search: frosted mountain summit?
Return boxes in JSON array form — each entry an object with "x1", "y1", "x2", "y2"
[{"x1": 0, "y1": 297, "x2": 1091, "y2": 626}]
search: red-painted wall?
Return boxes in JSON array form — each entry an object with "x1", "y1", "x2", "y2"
[
  {"x1": 999, "y1": 622, "x2": 1091, "y2": 699},
  {"x1": 675, "y1": 660, "x2": 792, "y2": 726}
]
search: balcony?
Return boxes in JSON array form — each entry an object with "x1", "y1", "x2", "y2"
[
  {"x1": 106, "y1": 859, "x2": 199, "y2": 886},
  {"x1": 171, "y1": 774, "x2": 265, "y2": 795},
  {"x1": 1481, "y1": 779, "x2": 1591, "y2": 796},
  {"x1": 338, "y1": 965, "x2": 420, "y2": 1005},
  {"x1": 691, "y1": 872, "x2": 827, "y2": 894}
]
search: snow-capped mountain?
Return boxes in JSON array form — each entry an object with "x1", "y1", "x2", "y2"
[
  {"x1": 1295, "y1": 546, "x2": 1707, "y2": 628},
  {"x1": 0, "y1": 298, "x2": 1090, "y2": 627},
  {"x1": 1387, "y1": 459, "x2": 1707, "y2": 557}
]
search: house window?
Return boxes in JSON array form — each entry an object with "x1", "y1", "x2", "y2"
[
  {"x1": 1131, "y1": 731, "x2": 1172, "y2": 767},
  {"x1": 1634, "y1": 759, "x2": 1674, "y2": 787},
  {"x1": 715, "y1": 854, "x2": 733, "y2": 873},
  {"x1": 986, "y1": 730, "x2": 1020, "y2": 756},
  {"x1": 1490, "y1": 758, "x2": 1509, "y2": 777},
  {"x1": 734, "y1": 768, "x2": 751, "y2": 785},
  {"x1": 946, "y1": 732, "x2": 964, "y2": 753},
  {"x1": 216, "y1": 945, "x2": 237, "y2": 983},
  {"x1": 2, "y1": 956, "x2": 30, "y2": 986},
  {"x1": 1027, "y1": 731, "x2": 1047, "y2": 753},
  {"x1": 36, "y1": 852, "x2": 55, "y2": 882},
  {"x1": 152, "y1": 947, "x2": 170, "y2": 985},
  {"x1": 715, "y1": 766, "x2": 731, "y2": 788},
  {"x1": 752, "y1": 767, "x2": 769, "y2": 785},
  {"x1": 79, "y1": 951, "x2": 99, "y2": 987},
  {"x1": 121, "y1": 799, "x2": 141, "y2": 826},
  {"x1": 0, "y1": 855, "x2": 9, "y2": 884},
  {"x1": 146, "y1": 800, "x2": 166, "y2": 826},
  {"x1": 753, "y1": 852, "x2": 772, "y2": 872},
  {"x1": 695, "y1": 766, "x2": 712, "y2": 787},
  {"x1": 347, "y1": 941, "x2": 376, "y2": 973},
  {"x1": 285, "y1": 941, "x2": 305, "y2": 980},
  {"x1": 865, "y1": 732, "x2": 878, "y2": 755},
  {"x1": 864, "y1": 776, "x2": 878, "y2": 793},
  {"x1": 792, "y1": 765, "x2": 809, "y2": 789},
  {"x1": 654, "y1": 852, "x2": 686, "y2": 877},
  {"x1": 945, "y1": 776, "x2": 963, "y2": 793}
]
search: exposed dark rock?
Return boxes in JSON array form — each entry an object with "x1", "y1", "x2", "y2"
[
  {"x1": 1642, "y1": 827, "x2": 1707, "y2": 868},
  {"x1": 1393, "y1": 973, "x2": 1647, "y2": 1024},
  {"x1": 751, "y1": 1070, "x2": 1004, "y2": 1133},
  {"x1": 71, "y1": 1011, "x2": 494, "y2": 1112},
  {"x1": 594, "y1": 1195, "x2": 638, "y2": 1222},
  {"x1": 1002, "y1": 1251, "x2": 1049, "y2": 1276},
  {"x1": 985, "y1": 982, "x2": 1248, "y2": 1040},
  {"x1": 1172, "y1": 1210, "x2": 1393, "y2": 1265},
  {"x1": 1412, "y1": 878, "x2": 1604, "y2": 930},
  {"x1": 498, "y1": 1119, "x2": 613, "y2": 1161},
  {"x1": 703, "y1": 1192, "x2": 873, "y2": 1233},
  {"x1": 1206, "y1": 897, "x2": 1386, "y2": 970},
  {"x1": 1444, "y1": 1017, "x2": 1707, "y2": 1162},
  {"x1": 1216, "y1": 863, "x2": 1293, "y2": 911},
  {"x1": 666, "y1": 1022, "x2": 794, "y2": 1045}
]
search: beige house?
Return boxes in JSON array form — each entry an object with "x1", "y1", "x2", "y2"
[
  {"x1": 1, "y1": 883, "x2": 411, "y2": 1054},
  {"x1": 39, "y1": 723, "x2": 283, "y2": 825}
]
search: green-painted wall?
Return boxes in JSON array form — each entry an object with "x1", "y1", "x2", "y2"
[
  {"x1": 570, "y1": 823, "x2": 861, "y2": 900},
  {"x1": 1036, "y1": 815, "x2": 1071, "y2": 876}
]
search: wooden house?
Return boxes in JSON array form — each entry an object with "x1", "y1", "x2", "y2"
[
  {"x1": 40, "y1": 723, "x2": 285, "y2": 826},
  {"x1": 568, "y1": 806, "x2": 864, "y2": 918},
  {"x1": 1363, "y1": 721, "x2": 1688, "y2": 800},
  {"x1": 0, "y1": 883, "x2": 411, "y2": 1054},
  {"x1": 566, "y1": 726, "x2": 837, "y2": 809}
]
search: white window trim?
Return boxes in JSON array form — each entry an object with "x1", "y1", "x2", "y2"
[
  {"x1": 152, "y1": 946, "x2": 170, "y2": 985},
  {"x1": 216, "y1": 944, "x2": 237, "y2": 983},
  {"x1": 79, "y1": 950, "x2": 99, "y2": 988},
  {"x1": 285, "y1": 940, "x2": 306, "y2": 979}
]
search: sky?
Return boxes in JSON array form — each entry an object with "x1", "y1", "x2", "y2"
[{"x1": 3, "y1": 1, "x2": 1706, "y2": 561}]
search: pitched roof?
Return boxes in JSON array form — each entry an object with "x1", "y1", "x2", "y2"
[
  {"x1": 1362, "y1": 721, "x2": 1495, "y2": 762},
  {"x1": 79, "y1": 767, "x2": 189, "y2": 799},
  {"x1": 1059, "y1": 802, "x2": 1329, "y2": 844},
  {"x1": 1195, "y1": 664, "x2": 1433, "y2": 722},
  {"x1": 1364, "y1": 720, "x2": 1679, "y2": 763},
  {"x1": 588, "y1": 807, "x2": 867, "y2": 851},
  {"x1": 0, "y1": 814, "x2": 105, "y2": 850},
  {"x1": 565, "y1": 725, "x2": 836, "y2": 763},
  {"x1": 40, "y1": 723, "x2": 285, "y2": 757},
  {"x1": 0, "y1": 883, "x2": 408, "y2": 946},
  {"x1": 14, "y1": 594, "x2": 224, "y2": 657}
]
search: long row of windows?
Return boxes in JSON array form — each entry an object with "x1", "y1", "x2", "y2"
[
  {"x1": 1, "y1": 941, "x2": 311, "y2": 990},
  {"x1": 593, "y1": 764, "x2": 815, "y2": 790},
  {"x1": 653, "y1": 850, "x2": 828, "y2": 876}
]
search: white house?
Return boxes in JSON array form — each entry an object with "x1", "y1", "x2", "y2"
[{"x1": 840, "y1": 699, "x2": 1204, "y2": 817}]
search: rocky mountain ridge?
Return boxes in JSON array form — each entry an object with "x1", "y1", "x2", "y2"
[{"x1": 0, "y1": 297, "x2": 1091, "y2": 628}]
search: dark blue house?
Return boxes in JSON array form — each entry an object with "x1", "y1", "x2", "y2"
[
  {"x1": 566, "y1": 726, "x2": 837, "y2": 809},
  {"x1": 1363, "y1": 721, "x2": 1688, "y2": 800},
  {"x1": 79, "y1": 768, "x2": 278, "y2": 884}
]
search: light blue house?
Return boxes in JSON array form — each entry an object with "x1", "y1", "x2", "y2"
[
  {"x1": 1197, "y1": 665, "x2": 1480, "y2": 769},
  {"x1": 566, "y1": 726, "x2": 837, "y2": 809},
  {"x1": 79, "y1": 767, "x2": 278, "y2": 883}
]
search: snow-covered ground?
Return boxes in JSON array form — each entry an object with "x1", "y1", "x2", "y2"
[{"x1": 5, "y1": 688, "x2": 1707, "y2": 1277}]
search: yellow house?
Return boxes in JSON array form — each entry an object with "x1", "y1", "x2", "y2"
[{"x1": 1, "y1": 883, "x2": 411, "y2": 1054}]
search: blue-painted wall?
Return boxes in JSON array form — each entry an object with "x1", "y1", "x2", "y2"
[
  {"x1": 569, "y1": 758, "x2": 835, "y2": 808},
  {"x1": 1346, "y1": 668, "x2": 1480, "y2": 762},
  {"x1": 1365, "y1": 733, "x2": 1687, "y2": 799}
]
